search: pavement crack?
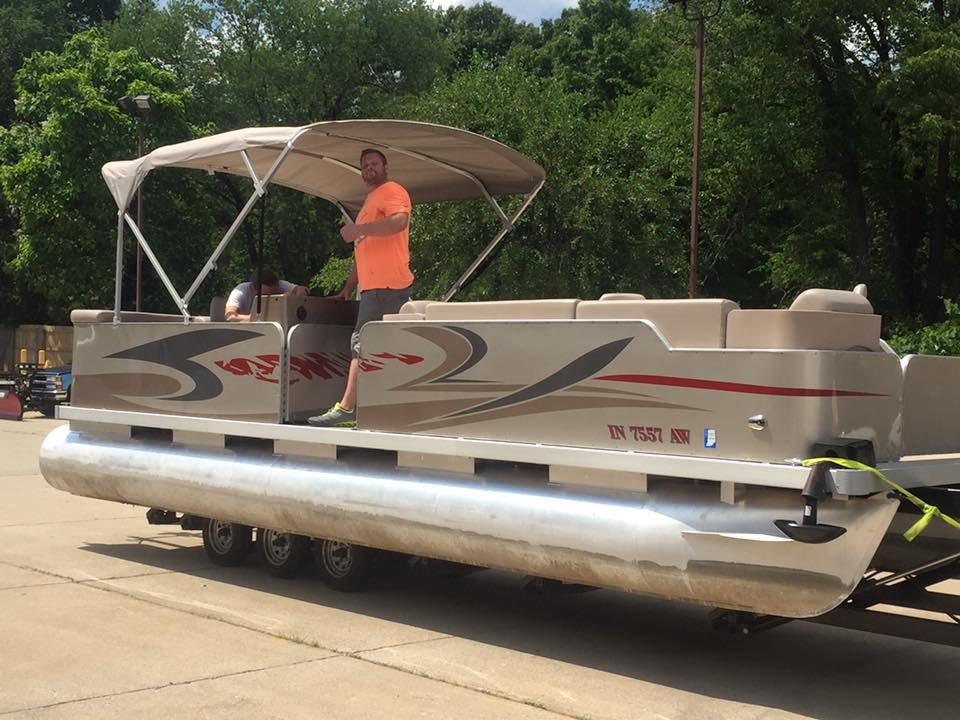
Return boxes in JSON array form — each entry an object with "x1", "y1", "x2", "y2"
[
  {"x1": 77, "y1": 577, "x2": 346, "y2": 654},
  {"x1": 0, "y1": 657, "x2": 336, "y2": 717},
  {"x1": 0, "y1": 560, "x2": 75, "y2": 584},
  {"x1": 347, "y1": 635, "x2": 454, "y2": 654},
  {"x1": 350, "y1": 654, "x2": 584, "y2": 720},
  {"x1": 22, "y1": 574, "x2": 579, "y2": 718},
  {"x1": 0, "y1": 516, "x2": 142, "y2": 528},
  {"x1": 0, "y1": 559, "x2": 207, "y2": 589}
]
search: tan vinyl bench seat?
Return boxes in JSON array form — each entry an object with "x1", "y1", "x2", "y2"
[
  {"x1": 725, "y1": 286, "x2": 881, "y2": 351},
  {"x1": 70, "y1": 309, "x2": 208, "y2": 324},
  {"x1": 575, "y1": 298, "x2": 739, "y2": 348},
  {"x1": 725, "y1": 310, "x2": 882, "y2": 351},
  {"x1": 383, "y1": 300, "x2": 434, "y2": 322},
  {"x1": 424, "y1": 299, "x2": 580, "y2": 321},
  {"x1": 598, "y1": 293, "x2": 646, "y2": 301}
]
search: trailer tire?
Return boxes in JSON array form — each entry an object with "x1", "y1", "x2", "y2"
[
  {"x1": 257, "y1": 528, "x2": 310, "y2": 579},
  {"x1": 313, "y1": 539, "x2": 372, "y2": 592},
  {"x1": 202, "y1": 519, "x2": 252, "y2": 566}
]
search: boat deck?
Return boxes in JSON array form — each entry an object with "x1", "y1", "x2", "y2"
[{"x1": 58, "y1": 406, "x2": 960, "y2": 497}]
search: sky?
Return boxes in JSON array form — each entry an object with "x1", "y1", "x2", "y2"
[{"x1": 427, "y1": 1, "x2": 581, "y2": 25}]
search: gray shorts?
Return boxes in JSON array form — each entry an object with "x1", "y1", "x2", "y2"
[{"x1": 351, "y1": 286, "x2": 411, "y2": 358}]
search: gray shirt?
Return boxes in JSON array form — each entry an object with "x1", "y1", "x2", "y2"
[{"x1": 226, "y1": 280, "x2": 298, "y2": 315}]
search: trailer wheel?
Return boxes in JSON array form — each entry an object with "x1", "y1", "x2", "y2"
[
  {"x1": 257, "y1": 528, "x2": 310, "y2": 579},
  {"x1": 313, "y1": 539, "x2": 372, "y2": 591},
  {"x1": 202, "y1": 519, "x2": 252, "y2": 566}
]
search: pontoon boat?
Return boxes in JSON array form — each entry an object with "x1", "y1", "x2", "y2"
[{"x1": 39, "y1": 121, "x2": 960, "y2": 635}]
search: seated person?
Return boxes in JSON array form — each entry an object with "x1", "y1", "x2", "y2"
[{"x1": 225, "y1": 268, "x2": 308, "y2": 321}]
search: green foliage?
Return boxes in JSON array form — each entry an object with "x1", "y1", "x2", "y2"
[
  {"x1": 0, "y1": 29, "x2": 198, "y2": 321},
  {"x1": 0, "y1": 0, "x2": 958, "y2": 325},
  {"x1": 532, "y1": 0, "x2": 638, "y2": 108},
  {"x1": 889, "y1": 299, "x2": 960, "y2": 356},
  {"x1": 310, "y1": 256, "x2": 354, "y2": 295},
  {"x1": 0, "y1": 0, "x2": 121, "y2": 125},
  {"x1": 395, "y1": 60, "x2": 610, "y2": 300},
  {"x1": 440, "y1": 2, "x2": 536, "y2": 71},
  {"x1": 109, "y1": 0, "x2": 449, "y2": 126}
]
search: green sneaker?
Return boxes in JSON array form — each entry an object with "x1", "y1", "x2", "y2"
[{"x1": 308, "y1": 402, "x2": 357, "y2": 428}]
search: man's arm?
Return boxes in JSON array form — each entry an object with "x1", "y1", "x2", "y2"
[
  {"x1": 333, "y1": 261, "x2": 358, "y2": 299},
  {"x1": 224, "y1": 285, "x2": 249, "y2": 321},
  {"x1": 340, "y1": 212, "x2": 409, "y2": 244},
  {"x1": 280, "y1": 280, "x2": 309, "y2": 297},
  {"x1": 224, "y1": 305, "x2": 250, "y2": 322}
]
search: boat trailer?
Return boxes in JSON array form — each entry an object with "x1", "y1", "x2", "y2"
[{"x1": 710, "y1": 542, "x2": 960, "y2": 648}]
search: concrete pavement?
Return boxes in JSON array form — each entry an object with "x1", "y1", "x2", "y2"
[{"x1": 1, "y1": 415, "x2": 958, "y2": 719}]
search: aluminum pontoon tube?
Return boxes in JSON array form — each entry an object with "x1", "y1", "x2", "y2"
[{"x1": 40, "y1": 425, "x2": 897, "y2": 618}]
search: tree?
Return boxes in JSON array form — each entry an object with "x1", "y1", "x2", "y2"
[
  {"x1": 439, "y1": 1, "x2": 536, "y2": 72},
  {"x1": 110, "y1": 0, "x2": 450, "y2": 127},
  {"x1": 393, "y1": 59, "x2": 689, "y2": 301},
  {"x1": 880, "y1": 6, "x2": 960, "y2": 320},
  {"x1": 0, "y1": 0, "x2": 122, "y2": 128},
  {"x1": 531, "y1": 0, "x2": 639, "y2": 108},
  {"x1": 0, "y1": 29, "x2": 199, "y2": 322}
]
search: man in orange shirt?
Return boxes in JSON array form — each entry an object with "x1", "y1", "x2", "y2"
[{"x1": 309, "y1": 148, "x2": 413, "y2": 427}]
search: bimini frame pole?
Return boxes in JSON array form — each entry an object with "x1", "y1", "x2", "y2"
[
  {"x1": 112, "y1": 128, "x2": 351, "y2": 320},
  {"x1": 123, "y1": 213, "x2": 190, "y2": 320},
  {"x1": 113, "y1": 210, "x2": 125, "y2": 323},
  {"x1": 181, "y1": 131, "x2": 309, "y2": 309},
  {"x1": 442, "y1": 178, "x2": 545, "y2": 302}
]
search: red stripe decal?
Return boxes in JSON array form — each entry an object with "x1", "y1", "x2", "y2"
[{"x1": 594, "y1": 374, "x2": 885, "y2": 397}]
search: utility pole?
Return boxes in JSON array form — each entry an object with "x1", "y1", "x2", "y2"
[{"x1": 668, "y1": 1, "x2": 722, "y2": 298}]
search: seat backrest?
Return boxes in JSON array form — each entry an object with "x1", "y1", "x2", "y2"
[
  {"x1": 382, "y1": 299, "x2": 434, "y2": 322},
  {"x1": 70, "y1": 309, "x2": 188, "y2": 324},
  {"x1": 399, "y1": 300, "x2": 434, "y2": 315},
  {"x1": 598, "y1": 292, "x2": 646, "y2": 301},
  {"x1": 424, "y1": 299, "x2": 580, "y2": 321},
  {"x1": 790, "y1": 288, "x2": 873, "y2": 314},
  {"x1": 725, "y1": 309, "x2": 881, "y2": 351},
  {"x1": 209, "y1": 296, "x2": 227, "y2": 322},
  {"x1": 575, "y1": 299, "x2": 739, "y2": 348}
]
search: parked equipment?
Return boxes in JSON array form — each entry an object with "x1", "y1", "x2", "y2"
[{"x1": 0, "y1": 360, "x2": 72, "y2": 421}]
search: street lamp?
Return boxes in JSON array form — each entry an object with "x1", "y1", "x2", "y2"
[
  {"x1": 667, "y1": 1, "x2": 722, "y2": 298},
  {"x1": 117, "y1": 94, "x2": 156, "y2": 311}
]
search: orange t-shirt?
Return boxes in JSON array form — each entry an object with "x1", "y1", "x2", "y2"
[{"x1": 354, "y1": 181, "x2": 414, "y2": 291}]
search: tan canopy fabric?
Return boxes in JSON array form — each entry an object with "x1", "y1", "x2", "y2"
[{"x1": 101, "y1": 120, "x2": 546, "y2": 214}]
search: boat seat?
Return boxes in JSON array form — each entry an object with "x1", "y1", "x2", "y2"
[
  {"x1": 726, "y1": 285, "x2": 881, "y2": 351},
  {"x1": 599, "y1": 292, "x2": 646, "y2": 301},
  {"x1": 423, "y1": 299, "x2": 580, "y2": 321},
  {"x1": 789, "y1": 286, "x2": 872, "y2": 314},
  {"x1": 725, "y1": 309, "x2": 881, "y2": 351},
  {"x1": 210, "y1": 296, "x2": 227, "y2": 322},
  {"x1": 383, "y1": 299, "x2": 434, "y2": 322},
  {"x1": 575, "y1": 299, "x2": 739, "y2": 348},
  {"x1": 70, "y1": 309, "x2": 198, "y2": 324}
]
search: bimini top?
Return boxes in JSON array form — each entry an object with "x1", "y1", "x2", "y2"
[{"x1": 101, "y1": 119, "x2": 546, "y2": 214}]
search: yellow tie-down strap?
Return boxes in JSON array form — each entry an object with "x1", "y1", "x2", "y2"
[{"x1": 803, "y1": 457, "x2": 960, "y2": 542}]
